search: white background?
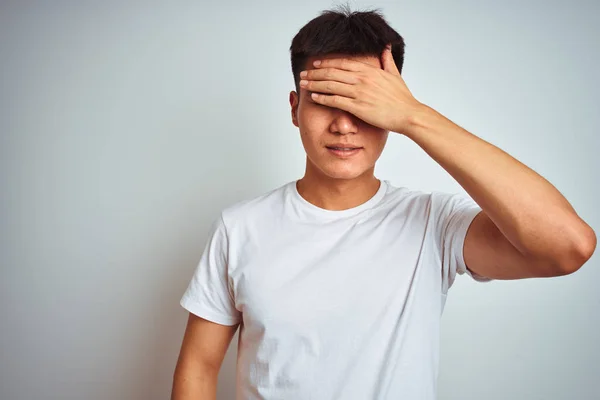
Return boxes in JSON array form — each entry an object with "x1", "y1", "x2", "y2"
[{"x1": 1, "y1": 1, "x2": 598, "y2": 399}]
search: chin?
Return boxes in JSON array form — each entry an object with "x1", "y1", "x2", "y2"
[
  {"x1": 320, "y1": 166, "x2": 370, "y2": 180},
  {"x1": 306, "y1": 153, "x2": 374, "y2": 181}
]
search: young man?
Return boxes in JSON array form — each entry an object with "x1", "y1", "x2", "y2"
[{"x1": 171, "y1": 7, "x2": 596, "y2": 400}]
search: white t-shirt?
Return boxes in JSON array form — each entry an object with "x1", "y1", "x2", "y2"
[{"x1": 180, "y1": 179, "x2": 492, "y2": 399}]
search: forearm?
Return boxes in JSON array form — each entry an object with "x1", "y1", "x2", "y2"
[
  {"x1": 403, "y1": 104, "x2": 595, "y2": 265},
  {"x1": 171, "y1": 363, "x2": 218, "y2": 400}
]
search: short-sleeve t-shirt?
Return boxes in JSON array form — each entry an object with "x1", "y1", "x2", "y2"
[{"x1": 180, "y1": 179, "x2": 491, "y2": 399}]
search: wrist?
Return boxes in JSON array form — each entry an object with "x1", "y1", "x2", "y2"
[{"x1": 401, "y1": 102, "x2": 436, "y2": 138}]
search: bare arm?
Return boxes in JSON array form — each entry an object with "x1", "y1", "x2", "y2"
[{"x1": 171, "y1": 313, "x2": 239, "y2": 400}]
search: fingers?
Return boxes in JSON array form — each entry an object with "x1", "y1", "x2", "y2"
[
  {"x1": 310, "y1": 92, "x2": 357, "y2": 115},
  {"x1": 300, "y1": 79, "x2": 357, "y2": 99},
  {"x1": 300, "y1": 67, "x2": 360, "y2": 85},
  {"x1": 311, "y1": 58, "x2": 366, "y2": 72}
]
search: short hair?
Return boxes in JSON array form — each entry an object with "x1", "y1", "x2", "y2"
[{"x1": 290, "y1": 4, "x2": 406, "y2": 92}]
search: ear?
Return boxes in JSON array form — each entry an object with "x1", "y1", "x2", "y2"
[{"x1": 289, "y1": 91, "x2": 299, "y2": 127}]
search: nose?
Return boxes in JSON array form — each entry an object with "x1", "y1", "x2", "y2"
[{"x1": 329, "y1": 109, "x2": 359, "y2": 135}]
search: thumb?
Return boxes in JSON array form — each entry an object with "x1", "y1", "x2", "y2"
[{"x1": 382, "y1": 44, "x2": 400, "y2": 76}]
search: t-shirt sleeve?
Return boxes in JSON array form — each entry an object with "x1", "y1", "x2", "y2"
[
  {"x1": 180, "y1": 213, "x2": 242, "y2": 326},
  {"x1": 430, "y1": 191, "x2": 493, "y2": 294}
]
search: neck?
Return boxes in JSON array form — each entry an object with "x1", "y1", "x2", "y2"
[{"x1": 296, "y1": 168, "x2": 381, "y2": 211}]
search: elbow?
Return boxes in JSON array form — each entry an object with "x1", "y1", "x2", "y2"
[{"x1": 557, "y1": 225, "x2": 597, "y2": 276}]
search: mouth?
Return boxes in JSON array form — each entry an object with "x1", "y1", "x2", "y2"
[{"x1": 325, "y1": 145, "x2": 363, "y2": 157}]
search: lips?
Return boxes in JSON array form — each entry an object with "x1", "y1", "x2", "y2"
[
  {"x1": 326, "y1": 146, "x2": 362, "y2": 157},
  {"x1": 325, "y1": 144, "x2": 363, "y2": 150}
]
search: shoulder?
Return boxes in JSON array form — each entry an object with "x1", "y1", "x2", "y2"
[
  {"x1": 380, "y1": 180, "x2": 433, "y2": 211},
  {"x1": 428, "y1": 189, "x2": 479, "y2": 215},
  {"x1": 219, "y1": 180, "x2": 291, "y2": 228},
  {"x1": 380, "y1": 181, "x2": 478, "y2": 219}
]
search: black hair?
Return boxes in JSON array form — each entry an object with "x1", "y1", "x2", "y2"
[{"x1": 290, "y1": 4, "x2": 406, "y2": 92}]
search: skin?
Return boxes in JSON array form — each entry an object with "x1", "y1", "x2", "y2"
[{"x1": 289, "y1": 53, "x2": 390, "y2": 211}]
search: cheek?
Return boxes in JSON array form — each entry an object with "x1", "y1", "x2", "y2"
[
  {"x1": 299, "y1": 106, "x2": 327, "y2": 125},
  {"x1": 298, "y1": 110, "x2": 330, "y2": 139},
  {"x1": 364, "y1": 132, "x2": 389, "y2": 155}
]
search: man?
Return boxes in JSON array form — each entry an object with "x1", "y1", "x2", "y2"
[{"x1": 171, "y1": 6, "x2": 596, "y2": 400}]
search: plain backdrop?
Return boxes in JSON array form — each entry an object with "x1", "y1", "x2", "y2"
[{"x1": 1, "y1": 1, "x2": 598, "y2": 399}]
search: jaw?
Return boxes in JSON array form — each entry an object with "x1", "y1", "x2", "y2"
[{"x1": 303, "y1": 151, "x2": 377, "y2": 182}]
